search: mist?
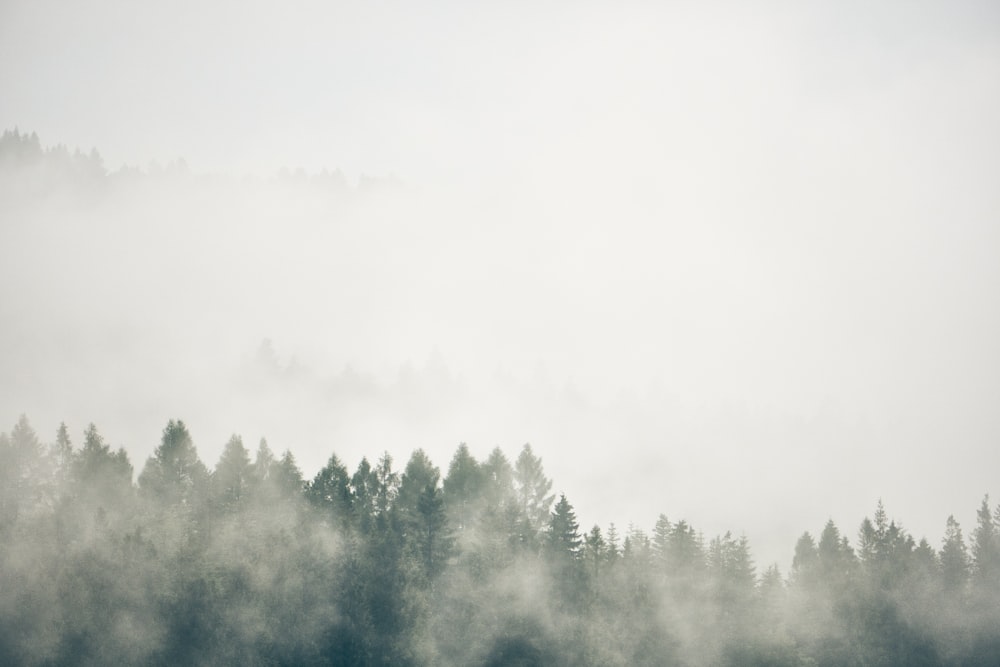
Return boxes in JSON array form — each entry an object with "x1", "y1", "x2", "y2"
[{"x1": 1, "y1": 0, "x2": 999, "y2": 662}]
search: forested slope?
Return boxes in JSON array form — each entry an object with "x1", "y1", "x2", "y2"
[{"x1": 1, "y1": 415, "x2": 998, "y2": 666}]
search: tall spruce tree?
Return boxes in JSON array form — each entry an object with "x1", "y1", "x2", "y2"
[
  {"x1": 513, "y1": 443, "x2": 554, "y2": 548},
  {"x1": 940, "y1": 515, "x2": 969, "y2": 597}
]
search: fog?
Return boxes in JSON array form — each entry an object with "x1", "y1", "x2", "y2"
[{"x1": 2, "y1": 0, "x2": 1000, "y2": 574}]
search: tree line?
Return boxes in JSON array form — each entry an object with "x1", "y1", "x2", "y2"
[{"x1": 1, "y1": 414, "x2": 998, "y2": 665}]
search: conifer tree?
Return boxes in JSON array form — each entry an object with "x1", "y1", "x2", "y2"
[
  {"x1": 212, "y1": 434, "x2": 252, "y2": 512},
  {"x1": 306, "y1": 452, "x2": 354, "y2": 529},
  {"x1": 940, "y1": 515, "x2": 969, "y2": 596},
  {"x1": 653, "y1": 513, "x2": 671, "y2": 573},
  {"x1": 972, "y1": 495, "x2": 1000, "y2": 596},
  {"x1": 583, "y1": 525, "x2": 606, "y2": 580},
  {"x1": 513, "y1": 443, "x2": 554, "y2": 547},
  {"x1": 138, "y1": 419, "x2": 207, "y2": 505},
  {"x1": 547, "y1": 493, "x2": 582, "y2": 559},
  {"x1": 442, "y1": 443, "x2": 482, "y2": 533}
]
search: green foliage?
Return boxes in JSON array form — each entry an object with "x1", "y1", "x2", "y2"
[
  {"x1": 0, "y1": 415, "x2": 998, "y2": 666},
  {"x1": 547, "y1": 493, "x2": 582, "y2": 559},
  {"x1": 305, "y1": 451, "x2": 353, "y2": 529}
]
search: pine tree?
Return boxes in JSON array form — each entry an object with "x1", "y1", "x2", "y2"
[
  {"x1": 513, "y1": 443, "x2": 554, "y2": 548},
  {"x1": 971, "y1": 495, "x2": 1000, "y2": 596},
  {"x1": 547, "y1": 493, "x2": 584, "y2": 607},
  {"x1": 305, "y1": 452, "x2": 353, "y2": 529},
  {"x1": 397, "y1": 449, "x2": 439, "y2": 518},
  {"x1": 817, "y1": 519, "x2": 854, "y2": 587},
  {"x1": 481, "y1": 446, "x2": 514, "y2": 511},
  {"x1": 273, "y1": 449, "x2": 304, "y2": 498},
  {"x1": 138, "y1": 419, "x2": 207, "y2": 505},
  {"x1": 792, "y1": 532, "x2": 819, "y2": 589},
  {"x1": 547, "y1": 493, "x2": 582, "y2": 559},
  {"x1": 940, "y1": 515, "x2": 969, "y2": 597},
  {"x1": 605, "y1": 522, "x2": 621, "y2": 563},
  {"x1": 442, "y1": 443, "x2": 482, "y2": 533},
  {"x1": 414, "y1": 483, "x2": 453, "y2": 578},
  {"x1": 351, "y1": 457, "x2": 377, "y2": 534},
  {"x1": 372, "y1": 452, "x2": 399, "y2": 530},
  {"x1": 212, "y1": 434, "x2": 252, "y2": 512},
  {"x1": 51, "y1": 422, "x2": 73, "y2": 485},
  {"x1": 583, "y1": 525, "x2": 606, "y2": 580},
  {"x1": 652, "y1": 513, "x2": 671, "y2": 573}
]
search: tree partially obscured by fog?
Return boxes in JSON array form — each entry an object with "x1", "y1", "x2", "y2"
[{"x1": 1, "y1": 414, "x2": 999, "y2": 666}]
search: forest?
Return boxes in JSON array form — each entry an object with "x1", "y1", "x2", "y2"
[{"x1": 1, "y1": 414, "x2": 998, "y2": 666}]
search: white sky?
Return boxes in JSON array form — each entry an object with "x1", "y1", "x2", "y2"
[{"x1": 2, "y1": 0, "x2": 999, "y2": 569}]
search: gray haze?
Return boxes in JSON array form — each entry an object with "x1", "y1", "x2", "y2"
[{"x1": 2, "y1": 0, "x2": 999, "y2": 569}]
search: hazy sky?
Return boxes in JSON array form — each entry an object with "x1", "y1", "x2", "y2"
[{"x1": 2, "y1": 0, "x2": 999, "y2": 568}]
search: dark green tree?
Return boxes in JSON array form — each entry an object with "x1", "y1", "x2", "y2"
[
  {"x1": 397, "y1": 449, "x2": 439, "y2": 518},
  {"x1": 414, "y1": 482, "x2": 453, "y2": 578},
  {"x1": 547, "y1": 493, "x2": 582, "y2": 559},
  {"x1": 305, "y1": 452, "x2": 353, "y2": 529}
]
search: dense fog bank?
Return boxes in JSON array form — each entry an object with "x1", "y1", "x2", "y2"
[
  {"x1": 3, "y1": 129, "x2": 998, "y2": 573},
  {"x1": 2, "y1": 414, "x2": 999, "y2": 666}
]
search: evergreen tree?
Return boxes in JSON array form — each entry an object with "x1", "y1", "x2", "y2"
[
  {"x1": 51, "y1": 422, "x2": 73, "y2": 485},
  {"x1": 605, "y1": 522, "x2": 621, "y2": 564},
  {"x1": 252, "y1": 437, "x2": 275, "y2": 483},
  {"x1": 397, "y1": 449, "x2": 451, "y2": 577},
  {"x1": 442, "y1": 443, "x2": 483, "y2": 533},
  {"x1": 547, "y1": 493, "x2": 584, "y2": 607},
  {"x1": 583, "y1": 525, "x2": 606, "y2": 581},
  {"x1": 306, "y1": 452, "x2": 353, "y2": 529},
  {"x1": 212, "y1": 434, "x2": 252, "y2": 512},
  {"x1": 273, "y1": 449, "x2": 304, "y2": 499},
  {"x1": 971, "y1": 495, "x2": 1000, "y2": 595},
  {"x1": 667, "y1": 519, "x2": 704, "y2": 585},
  {"x1": 73, "y1": 423, "x2": 133, "y2": 510},
  {"x1": 397, "y1": 449, "x2": 439, "y2": 518},
  {"x1": 940, "y1": 515, "x2": 969, "y2": 597},
  {"x1": 414, "y1": 482, "x2": 453, "y2": 579},
  {"x1": 138, "y1": 419, "x2": 207, "y2": 505},
  {"x1": 481, "y1": 446, "x2": 514, "y2": 510},
  {"x1": 372, "y1": 452, "x2": 399, "y2": 531},
  {"x1": 817, "y1": 519, "x2": 854, "y2": 587},
  {"x1": 792, "y1": 532, "x2": 819, "y2": 588},
  {"x1": 351, "y1": 457, "x2": 378, "y2": 534},
  {"x1": 652, "y1": 513, "x2": 671, "y2": 573},
  {"x1": 0, "y1": 415, "x2": 47, "y2": 522},
  {"x1": 513, "y1": 443, "x2": 554, "y2": 548},
  {"x1": 547, "y1": 493, "x2": 582, "y2": 559}
]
